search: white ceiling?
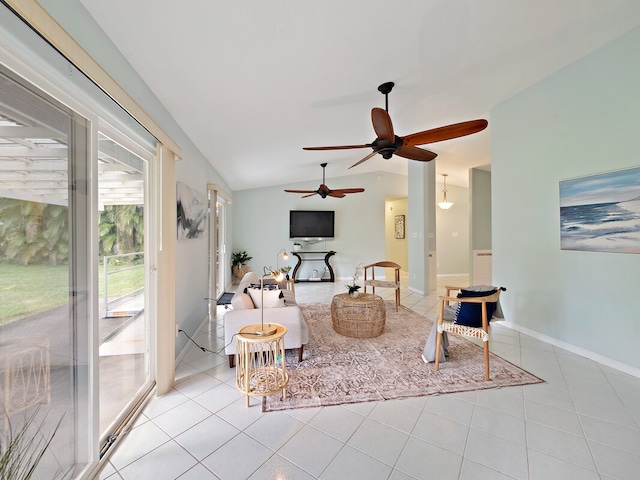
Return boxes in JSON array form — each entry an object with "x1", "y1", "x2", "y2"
[{"x1": 78, "y1": 0, "x2": 640, "y2": 190}]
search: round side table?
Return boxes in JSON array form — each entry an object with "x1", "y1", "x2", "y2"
[
  {"x1": 330, "y1": 293, "x2": 386, "y2": 338},
  {"x1": 235, "y1": 323, "x2": 288, "y2": 406}
]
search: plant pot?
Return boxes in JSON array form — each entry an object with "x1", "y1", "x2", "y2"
[
  {"x1": 232, "y1": 264, "x2": 249, "y2": 282},
  {"x1": 293, "y1": 244, "x2": 301, "y2": 252},
  {"x1": 349, "y1": 291, "x2": 360, "y2": 298}
]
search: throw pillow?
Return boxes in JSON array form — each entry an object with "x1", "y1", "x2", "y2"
[
  {"x1": 248, "y1": 283, "x2": 279, "y2": 291},
  {"x1": 231, "y1": 292, "x2": 255, "y2": 310},
  {"x1": 454, "y1": 289, "x2": 497, "y2": 328},
  {"x1": 247, "y1": 286, "x2": 285, "y2": 308}
]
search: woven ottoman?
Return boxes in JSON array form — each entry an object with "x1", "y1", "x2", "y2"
[{"x1": 330, "y1": 293, "x2": 386, "y2": 338}]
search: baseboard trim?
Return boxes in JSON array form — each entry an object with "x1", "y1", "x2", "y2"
[{"x1": 501, "y1": 321, "x2": 640, "y2": 379}]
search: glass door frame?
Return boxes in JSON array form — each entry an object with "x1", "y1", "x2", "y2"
[{"x1": 95, "y1": 122, "x2": 156, "y2": 448}]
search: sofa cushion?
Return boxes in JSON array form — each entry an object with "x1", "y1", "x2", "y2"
[
  {"x1": 281, "y1": 289, "x2": 296, "y2": 306},
  {"x1": 224, "y1": 305, "x2": 308, "y2": 355},
  {"x1": 231, "y1": 292, "x2": 254, "y2": 310},
  {"x1": 237, "y1": 271, "x2": 260, "y2": 293}
]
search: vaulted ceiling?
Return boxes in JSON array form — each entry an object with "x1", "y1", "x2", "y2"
[{"x1": 72, "y1": 1, "x2": 640, "y2": 190}]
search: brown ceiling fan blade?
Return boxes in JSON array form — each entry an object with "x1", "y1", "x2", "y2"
[
  {"x1": 303, "y1": 144, "x2": 370, "y2": 151},
  {"x1": 395, "y1": 145, "x2": 438, "y2": 162},
  {"x1": 403, "y1": 119, "x2": 488, "y2": 146},
  {"x1": 331, "y1": 188, "x2": 365, "y2": 194},
  {"x1": 348, "y1": 150, "x2": 378, "y2": 169},
  {"x1": 301, "y1": 192, "x2": 319, "y2": 198},
  {"x1": 371, "y1": 107, "x2": 394, "y2": 141},
  {"x1": 328, "y1": 191, "x2": 346, "y2": 198}
]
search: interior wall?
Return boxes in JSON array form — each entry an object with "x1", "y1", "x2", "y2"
[
  {"x1": 492, "y1": 26, "x2": 640, "y2": 371},
  {"x1": 436, "y1": 182, "x2": 470, "y2": 275},
  {"x1": 232, "y1": 171, "x2": 408, "y2": 282},
  {"x1": 469, "y1": 169, "x2": 492, "y2": 251},
  {"x1": 407, "y1": 162, "x2": 437, "y2": 293},
  {"x1": 385, "y1": 198, "x2": 408, "y2": 274}
]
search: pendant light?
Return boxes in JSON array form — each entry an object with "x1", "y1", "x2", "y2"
[{"x1": 437, "y1": 174, "x2": 454, "y2": 210}]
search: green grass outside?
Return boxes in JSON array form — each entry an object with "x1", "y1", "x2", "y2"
[{"x1": 0, "y1": 262, "x2": 144, "y2": 324}]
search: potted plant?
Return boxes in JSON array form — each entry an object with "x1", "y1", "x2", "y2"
[
  {"x1": 231, "y1": 250, "x2": 252, "y2": 282},
  {"x1": 0, "y1": 408, "x2": 63, "y2": 480},
  {"x1": 346, "y1": 263, "x2": 363, "y2": 298},
  {"x1": 293, "y1": 241, "x2": 302, "y2": 252},
  {"x1": 279, "y1": 265, "x2": 292, "y2": 280}
]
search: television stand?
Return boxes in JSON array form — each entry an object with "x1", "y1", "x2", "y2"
[{"x1": 292, "y1": 251, "x2": 336, "y2": 282}]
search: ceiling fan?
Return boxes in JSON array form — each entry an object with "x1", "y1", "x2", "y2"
[
  {"x1": 284, "y1": 163, "x2": 365, "y2": 198},
  {"x1": 303, "y1": 82, "x2": 488, "y2": 169}
]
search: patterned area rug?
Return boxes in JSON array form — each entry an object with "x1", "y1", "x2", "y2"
[{"x1": 262, "y1": 302, "x2": 543, "y2": 412}]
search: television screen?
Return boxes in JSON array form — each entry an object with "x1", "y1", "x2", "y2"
[{"x1": 289, "y1": 210, "x2": 335, "y2": 239}]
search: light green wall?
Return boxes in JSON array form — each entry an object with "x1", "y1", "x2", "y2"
[
  {"x1": 470, "y1": 169, "x2": 492, "y2": 251},
  {"x1": 232, "y1": 171, "x2": 408, "y2": 282},
  {"x1": 407, "y1": 162, "x2": 437, "y2": 293},
  {"x1": 385, "y1": 198, "x2": 409, "y2": 272},
  {"x1": 492, "y1": 26, "x2": 640, "y2": 370},
  {"x1": 436, "y1": 182, "x2": 470, "y2": 275}
]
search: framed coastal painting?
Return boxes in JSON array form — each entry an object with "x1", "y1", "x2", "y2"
[
  {"x1": 395, "y1": 215, "x2": 405, "y2": 239},
  {"x1": 560, "y1": 166, "x2": 640, "y2": 254},
  {"x1": 176, "y1": 182, "x2": 207, "y2": 240}
]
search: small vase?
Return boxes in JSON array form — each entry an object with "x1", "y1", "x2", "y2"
[{"x1": 349, "y1": 291, "x2": 360, "y2": 298}]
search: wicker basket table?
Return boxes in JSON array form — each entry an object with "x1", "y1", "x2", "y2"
[
  {"x1": 330, "y1": 293, "x2": 386, "y2": 338},
  {"x1": 235, "y1": 323, "x2": 288, "y2": 406}
]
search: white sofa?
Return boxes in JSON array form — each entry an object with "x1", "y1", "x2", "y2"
[{"x1": 224, "y1": 271, "x2": 309, "y2": 367}]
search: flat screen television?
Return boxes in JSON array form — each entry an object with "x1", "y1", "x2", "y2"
[{"x1": 289, "y1": 210, "x2": 335, "y2": 239}]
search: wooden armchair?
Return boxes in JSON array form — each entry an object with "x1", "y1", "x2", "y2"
[
  {"x1": 435, "y1": 286, "x2": 504, "y2": 380},
  {"x1": 363, "y1": 261, "x2": 401, "y2": 311}
]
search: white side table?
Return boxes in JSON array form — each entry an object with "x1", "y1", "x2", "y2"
[{"x1": 235, "y1": 323, "x2": 288, "y2": 406}]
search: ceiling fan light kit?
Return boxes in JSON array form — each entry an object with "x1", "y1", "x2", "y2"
[
  {"x1": 303, "y1": 82, "x2": 488, "y2": 170},
  {"x1": 437, "y1": 174, "x2": 454, "y2": 210}
]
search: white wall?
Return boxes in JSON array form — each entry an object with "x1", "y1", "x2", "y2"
[
  {"x1": 232, "y1": 171, "x2": 408, "y2": 282},
  {"x1": 492, "y1": 26, "x2": 640, "y2": 371}
]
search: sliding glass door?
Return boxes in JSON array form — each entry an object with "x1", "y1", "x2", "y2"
[
  {"x1": 97, "y1": 129, "x2": 152, "y2": 443},
  {"x1": 0, "y1": 66, "x2": 89, "y2": 478},
  {"x1": 0, "y1": 65, "x2": 157, "y2": 478}
]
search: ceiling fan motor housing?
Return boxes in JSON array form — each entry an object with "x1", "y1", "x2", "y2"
[{"x1": 373, "y1": 136, "x2": 404, "y2": 159}]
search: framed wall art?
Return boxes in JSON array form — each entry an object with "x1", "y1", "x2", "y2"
[
  {"x1": 176, "y1": 181, "x2": 207, "y2": 240},
  {"x1": 560, "y1": 166, "x2": 640, "y2": 254},
  {"x1": 394, "y1": 214, "x2": 405, "y2": 239}
]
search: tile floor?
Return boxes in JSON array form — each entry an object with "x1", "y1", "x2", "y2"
[{"x1": 99, "y1": 276, "x2": 640, "y2": 479}]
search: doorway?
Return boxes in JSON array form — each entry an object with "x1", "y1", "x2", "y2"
[{"x1": 208, "y1": 185, "x2": 231, "y2": 314}]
